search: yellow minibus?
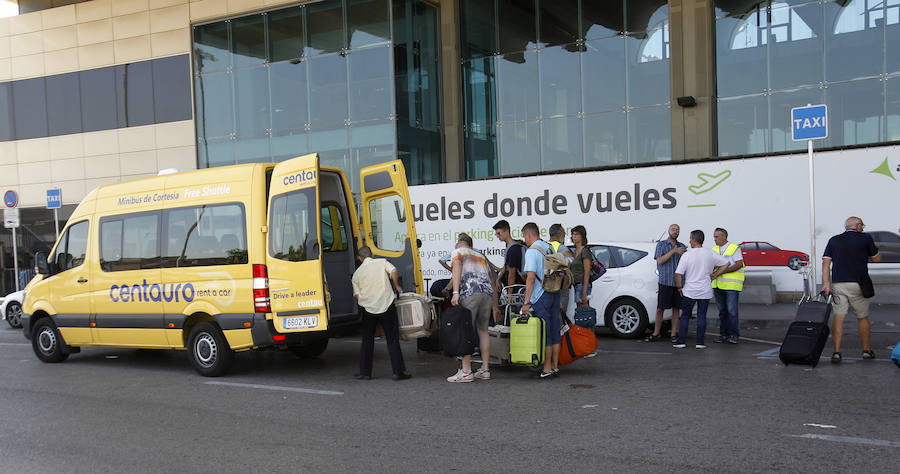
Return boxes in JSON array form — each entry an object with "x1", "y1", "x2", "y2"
[{"x1": 21, "y1": 154, "x2": 422, "y2": 376}]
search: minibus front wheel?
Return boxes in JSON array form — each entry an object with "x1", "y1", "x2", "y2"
[
  {"x1": 188, "y1": 322, "x2": 234, "y2": 377},
  {"x1": 32, "y1": 318, "x2": 69, "y2": 363}
]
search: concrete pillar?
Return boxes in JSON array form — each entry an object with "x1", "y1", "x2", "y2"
[
  {"x1": 437, "y1": 0, "x2": 464, "y2": 182},
  {"x1": 668, "y1": 0, "x2": 716, "y2": 161}
]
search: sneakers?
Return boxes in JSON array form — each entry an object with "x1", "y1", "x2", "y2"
[
  {"x1": 446, "y1": 369, "x2": 474, "y2": 383},
  {"x1": 551, "y1": 368, "x2": 560, "y2": 377},
  {"x1": 726, "y1": 337, "x2": 739, "y2": 344},
  {"x1": 673, "y1": 343, "x2": 687, "y2": 348},
  {"x1": 713, "y1": 336, "x2": 726, "y2": 343},
  {"x1": 474, "y1": 368, "x2": 491, "y2": 380},
  {"x1": 695, "y1": 344, "x2": 707, "y2": 349},
  {"x1": 644, "y1": 334, "x2": 662, "y2": 342},
  {"x1": 539, "y1": 370, "x2": 553, "y2": 379}
]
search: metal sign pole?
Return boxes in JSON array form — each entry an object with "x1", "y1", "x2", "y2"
[
  {"x1": 54, "y1": 208, "x2": 59, "y2": 240},
  {"x1": 11, "y1": 226, "x2": 18, "y2": 292},
  {"x1": 807, "y1": 138, "x2": 816, "y2": 294}
]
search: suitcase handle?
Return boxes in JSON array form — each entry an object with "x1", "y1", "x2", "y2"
[{"x1": 801, "y1": 291, "x2": 833, "y2": 305}]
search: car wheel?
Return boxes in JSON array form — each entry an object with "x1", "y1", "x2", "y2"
[
  {"x1": 606, "y1": 298, "x2": 649, "y2": 339},
  {"x1": 787, "y1": 256, "x2": 803, "y2": 270},
  {"x1": 289, "y1": 338, "x2": 329, "y2": 359},
  {"x1": 6, "y1": 301, "x2": 22, "y2": 329},
  {"x1": 32, "y1": 318, "x2": 69, "y2": 363},
  {"x1": 188, "y1": 322, "x2": 234, "y2": 377}
]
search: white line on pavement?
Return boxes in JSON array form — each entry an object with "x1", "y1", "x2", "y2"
[
  {"x1": 0, "y1": 342, "x2": 30, "y2": 346},
  {"x1": 803, "y1": 423, "x2": 837, "y2": 429},
  {"x1": 204, "y1": 381, "x2": 344, "y2": 396},
  {"x1": 596, "y1": 349, "x2": 672, "y2": 356},
  {"x1": 789, "y1": 433, "x2": 900, "y2": 448}
]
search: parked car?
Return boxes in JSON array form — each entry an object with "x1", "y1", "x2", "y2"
[
  {"x1": 565, "y1": 242, "x2": 662, "y2": 339},
  {"x1": 867, "y1": 231, "x2": 900, "y2": 263},
  {"x1": 2, "y1": 290, "x2": 25, "y2": 329},
  {"x1": 739, "y1": 241, "x2": 808, "y2": 270}
]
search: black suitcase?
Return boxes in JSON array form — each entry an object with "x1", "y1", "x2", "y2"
[
  {"x1": 440, "y1": 306, "x2": 474, "y2": 357},
  {"x1": 779, "y1": 293, "x2": 833, "y2": 367}
]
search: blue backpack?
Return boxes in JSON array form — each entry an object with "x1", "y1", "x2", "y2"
[{"x1": 892, "y1": 342, "x2": 900, "y2": 368}]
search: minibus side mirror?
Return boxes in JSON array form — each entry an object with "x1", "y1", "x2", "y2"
[
  {"x1": 416, "y1": 238, "x2": 422, "y2": 249},
  {"x1": 35, "y1": 252, "x2": 49, "y2": 275}
]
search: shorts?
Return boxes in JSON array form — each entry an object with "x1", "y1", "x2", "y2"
[
  {"x1": 658, "y1": 284, "x2": 682, "y2": 310},
  {"x1": 461, "y1": 292, "x2": 492, "y2": 330},
  {"x1": 574, "y1": 283, "x2": 592, "y2": 304},
  {"x1": 831, "y1": 282, "x2": 871, "y2": 319},
  {"x1": 532, "y1": 291, "x2": 562, "y2": 346}
]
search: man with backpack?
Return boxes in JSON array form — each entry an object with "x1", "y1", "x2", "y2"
[{"x1": 520, "y1": 222, "x2": 569, "y2": 378}]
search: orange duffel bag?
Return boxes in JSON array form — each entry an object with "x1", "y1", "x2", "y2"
[{"x1": 559, "y1": 314, "x2": 599, "y2": 366}]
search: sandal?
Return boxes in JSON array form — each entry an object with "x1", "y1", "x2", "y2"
[
  {"x1": 644, "y1": 334, "x2": 661, "y2": 342},
  {"x1": 670, "y1": 335, "x2": 679, "y2": 344},
  {"x1": 862, "y1": 349, "x2": 875, "y2": 360},
  {"x1": 831, "y1": 352, "x2": 842, "y2": 364}
]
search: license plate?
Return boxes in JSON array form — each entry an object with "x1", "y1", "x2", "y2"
[{"x1": 283, "y1": 315, "x2": 317, "y2": 329}]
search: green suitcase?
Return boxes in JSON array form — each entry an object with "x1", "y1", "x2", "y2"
[{"x1": 509, "y1": 313, "x2": 546, "y2": 366}]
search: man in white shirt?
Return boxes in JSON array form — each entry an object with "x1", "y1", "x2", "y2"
[
  {"x1": 673, "y1": 230, "x2": 729, "y2": 349},
  {"x1": 352, "y1": 246, "x2": 411, "y2": 381}
]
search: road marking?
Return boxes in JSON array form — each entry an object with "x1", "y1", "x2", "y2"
[
  {"x1": 205, "y1": 381, "x2": 344, "y2": 396},
  {"x1": 0, "y1": 342, "x2": 30, "y2": 346},
  {"x1": 581, "y1": 404, "x2": 598, "y2": 409},
  {"x1": 596, "y1": 349, "x2": 672, "y2": 356},
  {"x1": 803, "y1": 423, "x2": 837, "y2": 429},
  {"x1": 754, "y1": 347, "x2": 781, "y2": 357},
  {"x1": 740, "y1": 336, "x2": 781, "y2": 345},
  {"x1": 789, "y1": 433, "x2": 900, "y2": 448}
]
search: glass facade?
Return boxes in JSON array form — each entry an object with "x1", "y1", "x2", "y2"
[
  {"x1": 0, "y1": 56, "x2": 192, "y2": 142},
  {"x1": 716, "y1": 0, "x2": 900, "y2": 156},
  {"x1": 460, "y1": 0, "x2": 671, "y2": 178},
  {"x1": 0, "y1": 205, "x2": 76, "y2": 295},
  {"x1": 192, "y1": 0, "x2": 442, "y2": 189}
]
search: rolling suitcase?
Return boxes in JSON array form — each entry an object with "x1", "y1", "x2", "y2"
[
  {"x1": 509, "y1": 313, "x2": 545, "y2": 366},
  {"x1": 440, "y1": 306, "x2": 474, "y2": 357},
  {"x1": 395, "y1": 293, "x2": 437, "y2": 340},
  {"x1": 779, "y1": 293, "x2": 832, "y2": 367},
  {"x1": 418, "y1": 298, "x2": 444, "y2": 352},
  {"x1": 488, "y1": 305, "x2": 516, "y2": 365}
]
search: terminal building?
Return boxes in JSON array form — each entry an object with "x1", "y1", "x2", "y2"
[{"x1": 0, "y1": 0, "x2": 898, "y2": 294}]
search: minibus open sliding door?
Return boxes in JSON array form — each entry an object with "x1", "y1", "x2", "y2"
[
  {"x1": 359, "y1": 160, "x2": 424, "y2": 294},
  {"x1": 266, "y1": 153, "x2": 329, "y2": 334}
]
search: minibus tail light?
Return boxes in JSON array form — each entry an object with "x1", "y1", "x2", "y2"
[{"x1": 253, "y1": 264, "x2": 271, "y2": 313}]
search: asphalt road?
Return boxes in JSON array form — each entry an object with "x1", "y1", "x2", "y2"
[{"x1": 1, "y1": 304, "x2": 899, "y2": 473}]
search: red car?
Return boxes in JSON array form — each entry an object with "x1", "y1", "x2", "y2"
[{"x1": 739, "y1": 241, "x2": 809, "y2": 270}]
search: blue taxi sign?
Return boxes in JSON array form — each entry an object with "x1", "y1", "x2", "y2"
[
  {"x1": 791, "y1": 104, "x2": 828, "y2": 141},
  {"x1": 46, "y1": 188, "x2": 61, "y2": 209}
]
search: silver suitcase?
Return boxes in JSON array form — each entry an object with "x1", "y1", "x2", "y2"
[
  {"x1": 395, "y1": 293, "x2": 437, "y2": 340},
  {"x1": 487, "y1": 305, "x2": 517, "y2": 365}
]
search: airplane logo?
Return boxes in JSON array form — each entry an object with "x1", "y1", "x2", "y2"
[{"x1": 688, "y1": 170, "x2": 732, "y2": 195}]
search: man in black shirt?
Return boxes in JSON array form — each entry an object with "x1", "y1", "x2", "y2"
[
  {"x1": 493, "y1": 220, "x2": 525, "y2": 289},
  {"x1": 822, "y1": 216, "x2": 882, "y2": 363}
]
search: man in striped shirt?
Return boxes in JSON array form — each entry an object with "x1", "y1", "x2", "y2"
[{"x1": 646, "y1": 224, "x2": 687, "y2": 343}]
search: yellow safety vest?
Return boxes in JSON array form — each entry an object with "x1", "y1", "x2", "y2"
[{"x1": 712, "y1": 242, "x2": 745, "y2": 291}]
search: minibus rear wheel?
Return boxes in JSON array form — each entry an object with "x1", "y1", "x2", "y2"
[
  {"x1": 289, "y1": 338, "x2": 329, "y2": 359},
  {"x1": 188, "y1": 322, "x2": 234, "y2": 377},
  {"x1": 32, "y1": 318, "x2": 69, "y2": 363}
]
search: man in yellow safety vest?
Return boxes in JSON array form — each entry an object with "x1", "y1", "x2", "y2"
[{"x1": 712, "y1": 228, "x2": 745, "y2": 344}]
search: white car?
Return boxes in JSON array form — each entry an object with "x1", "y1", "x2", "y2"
[
  {"x1": 2, "y1": 289, "x2": 25, "y2": 329},
  {"x1": 565, "y1": 242, "x2": 663, "y2": 338}
]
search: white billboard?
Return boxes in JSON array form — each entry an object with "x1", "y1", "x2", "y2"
[{"x1": 409, "y1": 146, "x2": 900, "y2": 300}]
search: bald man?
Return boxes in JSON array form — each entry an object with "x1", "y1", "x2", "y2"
[{"x1": 822, "y1": 216, "x2": 882, "y2": 363}]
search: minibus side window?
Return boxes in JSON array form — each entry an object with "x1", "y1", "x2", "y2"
[
  {"x1": 100, "y1": 212, "x2": 160, "y2": 271},
  {"x1": 321, "y1": 203, "x2": 347, "y2": 252},
  {"x1": 367, "y1": 194, "x2": 406, "y2": 252},
  {"x1": 163, "y1": 203, "x2": 248, "y2": 267},
  {"x1": 270, "y1": 188, "x2": 318, "y2": 262},
  {"x1": 53, "y1": 220, "x2": 89, "y2": 273}
]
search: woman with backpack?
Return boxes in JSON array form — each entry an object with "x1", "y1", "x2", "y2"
[{"x1": 570, "y1": 225, "x2": 593, "y2": 307}]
